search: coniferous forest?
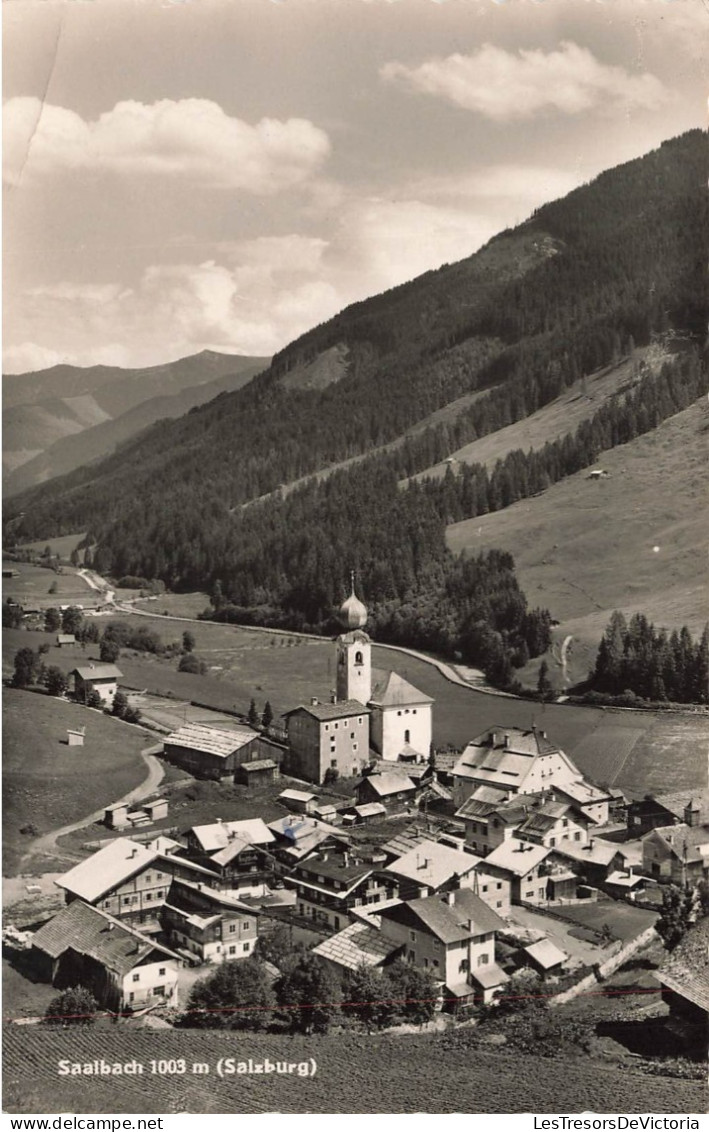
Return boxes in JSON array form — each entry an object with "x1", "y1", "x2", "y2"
[{"x1": 589, "y1": 612, "x2": 709, "y2": 705}]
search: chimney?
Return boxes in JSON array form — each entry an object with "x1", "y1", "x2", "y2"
[
  {"x1": 540, "y1": 730, "x2": 547, "y2": 740},
  {"x1": 129, "y1": 847, "x2": 138, "y2": 859},
  {"x1": 330, "y1": 690, "x2": 337, "y2": 705},
  {"x1": 311, "y1": 697, "x2": 319, "y2": 707},
  {"x1": 684, "y1": 799, "x2": 700, "y2": 828},
  {"x1": 445, "y1": 890, "x2": 455, "y2": 906},
  {"x1": 343, "y1": 851, "x2": 350, "y2": 868},
  {"x1": 589, "y1": 839, "x2": 595, "y2": 851}
]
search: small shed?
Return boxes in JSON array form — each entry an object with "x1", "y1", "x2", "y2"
[
  {"x1": 56, "y1": 634, "x2": 76, "y2": 648},
  {"x1": 66, "y1": 728, "x2": 85, "y2": 747},
  {"x1": 354, "y1": 801, "x2": 387, "y2": 824},
  {"x1": 522, "y1": 937, "x2": 568, "y2": 977},
  {"x1": 104, "y1": 802, "x2": 130, "y2": 830},
  {"x1": 145, "y1": 799, "x2": 169, "y2": 822},
  {"x1": 237, "y1": 758, "x2": 280, "y2": 786},
  {"x1": 277, "y1": 788, "x2": 317, "y2": 815},
  {"x1": 313, "y1": 803, "x2": 339, "y2": 823}
]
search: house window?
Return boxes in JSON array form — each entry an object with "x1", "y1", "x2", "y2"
[
  {"x1": 129, "y1": 992, "x2": 134, "y2": 1003},
  {"x1": 408, "y1": 950, "x2": 415, "y2": 962},
  {"x1": 525, "y1": 890, "x2": 534, "y2": 898},
  {"x1": 574, "y1": 832, "x2": 581, "y2": 841},
  {"x1": 153, "y1": 986, "x2": 164, "y2": 997},
  {"x1": 229, "y1": 924, "x2": 236, "y2": 934},
  {"x1": 159, "y1": 968, "x2": 166, "y2": 976},
  {"x1": 397, "y1": 711, "x2": 402, "y2": 717},
  {"x1": 478, "y1": 954, "x2": 489, "y2": 966},
  {"x1": 123, "y1": 897, "x2": 130, "y2": 905},
  {"x1": 459, "y1": 959, "x2": 469, "y2": 973},
  {"x1": 145, "y1": 874, "x2": 151, "y2": 883},
  {"x1": 350, "y1": 732, "x2": 355, "y2": 740},
  {"x1": 132, "y1": 973, "x2": 140, "y2": 983},
  {"x1": 353, "y1": 743, "x2": 358, "y2": 751},
  {"x1": 482, "y1": 885, "x2": 488, "y2": 893},
  {"x1": 229, "y1": 946, "x2": 236, "y2": 955},
  {"x1": 243, "y1": 922, "x2": 249, "y2": 930},
  {"x1": 409, "y1": 931, "x2": 416, "y2": 942},
  {"x1": 146, "y1": 892, "x2": 153, "y2": 901},
  {"x1": 244, "y1": 942, "x2": 250, "y2": 952},
  {"x1": 423, "y1": 958, "x2": 429, "y2": 968},
  {"x1": 432, "y1": 959, "x2": 439, "y2": 969},
  {"x1": 325, "y1": 724, "x2": 329, "y2": 732},
  {"x1": 549, "y1": 838, "x2": 556, "y2": 848},
  {"x1": 358, "y1": 717, "x2": 362, "y2": 725},
  {"x1": 413, "y1": 710, "x2": 417, "y2": 715},
  {"x1": 156, "y1": 890, "x2": 164, "y2": 898},
  {"x1": 343, "y1": 720, "x2": 348, "y2": 727},
  {"x1": 334, "y1": 917, "x2": 340, "y2": 929},
  {"x1": 334, "y1": 722, "x2": 338, "y2": 730},
  {"x1": 355, "y1": 652, "x2": 363, "y2": 665},
  {"x1": 496, "y1": 883, "x2": 502, "y2": 890},
  {"x1": 331, "y1": 758, "x2": 338, "y2": 768},
  {"x1": 496, "y1": 901, "x2": 503, "y2": 908},
  {"x1": 562, "y1": 819, "x2": 568, "y2": 827},
  {"x1": 404, "y1": 730, "x2": 410, "y2": 744}
]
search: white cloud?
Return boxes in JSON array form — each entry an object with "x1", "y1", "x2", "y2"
[
  {"x1": 380, "y1": 41, "x2": 668, "y2": 120},
  {"x1": 3, "y1": 96, "x2": 331, "y2": 190},
  {"x1": 3, "y1": 195, "x2": 498, "y2": 371}
]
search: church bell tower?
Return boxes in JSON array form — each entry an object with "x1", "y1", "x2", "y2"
[{"x1": 335, "y1": 575, "x2": 371, "y2": 705}]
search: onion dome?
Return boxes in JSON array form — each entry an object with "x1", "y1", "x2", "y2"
[{"x1": 339, "y1": 582, "x2": 368, "y2": 630}]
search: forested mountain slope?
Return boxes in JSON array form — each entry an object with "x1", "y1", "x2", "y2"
[
  {"x1": 4, "y1": 131, "x2": 707, "y2": 688},
  {"x1": 7, "y1": 130, "x2": 705, "y2": 542}
]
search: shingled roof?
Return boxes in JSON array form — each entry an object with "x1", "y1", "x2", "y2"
[
  {"x1": 283, "y1": 699, "x2": 369, "y2": 722},
  {"x1": 31, "y1": 900, "x2": 178, "y2": 976},
  {"x1": 655, "y1": 916, "x2": 709, "y2": 1013},
  {"x1": 312, "y1": 921, "x2": 401, "y2": 971},
  {"x1": 165, "y1": 722, "x2": 259, "y2": 759}
]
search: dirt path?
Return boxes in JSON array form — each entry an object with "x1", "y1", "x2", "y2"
[
  {"x1": 14, "y1": 739, "x2": 165, "y2": 878},
  {"x1": 560, "y1": 634, "x2": 573, "y2": 685}
]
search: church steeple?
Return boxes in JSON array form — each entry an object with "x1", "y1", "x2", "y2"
[
  {"x1": 335, "y1": 574, "x2": 371, "y2": 704},
  {"x1": 339, "y1": 571, "x2": 368, "y2": 631}
]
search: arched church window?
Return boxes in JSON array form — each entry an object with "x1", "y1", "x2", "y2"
[
  {"x1": 404, "y1": 729, "x2": 410, "y2": 744},
  {"x1": 355, "y1": 651, "x2": 363, "y2": 666}
]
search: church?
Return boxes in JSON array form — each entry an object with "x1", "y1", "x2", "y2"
[{"x1": 283, "y1": 582, "x2": 433, "y2": 785}]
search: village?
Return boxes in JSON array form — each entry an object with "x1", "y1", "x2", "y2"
[{"x1": 4, "y1": 583, "x2": 708, "y2": 1058}]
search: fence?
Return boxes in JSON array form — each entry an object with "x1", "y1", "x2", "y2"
[{"x1": 549, "y1": 925, "x2": 658, "y2": 1007}]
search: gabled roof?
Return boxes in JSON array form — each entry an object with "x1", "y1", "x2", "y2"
[
  {"x1": 386, "y1": 839, "x2": 479, "y2": 889},
  {"x1": 56, "y1": 839, "x2": 158, "y2": 902},
  {"x1": 555, "y1": 838, "x2": 621, "y2": 868},
  {"x1": 359, "y1": 772, "x2": 416, "y2": 797},
  {"x1": 354, "y1": 802, "x2": 387, "y2": 818},
  {"x1": 381, "y1": 828, "x2": 431, "y2": 859},
  {"x1": 381, "y1": 889, "x2": 505, "y2": 944},
  {"x1": 369, "y1": 669, "x2": 434, "y2": 708},
  {"x1": 552, "y1": 779, "x2": 611, "y2": 806},
  {"x1": 283, "y1": 699, "x2": 369, "y2": 722},
  {"x1": 655, "y1": 916, "x2": 709, "y2": 1013},
  {"x1": 71, "y1": 664, "x2": 123, "y2": 680},
  {"x1": 647, "y1": 823, "x2": 709, "y2": 864},
  {"x1": 31, "y1": 900, "x2": 179, "y2": 976},
  {"x1": 278, "y1": 789, "x2": 316, "y2": 803},
  {"x1": 190, "y1": 818, "x2": 275, "y2": 854},
  {"x1": 645, "y1": 790, "x2": 709, "y2": 822},
  {"x1": 523, "y1": 938, "x2": 568, "y2": 970},
  {"x1": 165, "y1": 722, "x2": 259, "y2": 759},
  {"x1": 312, "y1": 921, "x2": 401, "y2": 971},
  {"x1": 484, "y1": 838, "x2": 551, "y2": 877}
]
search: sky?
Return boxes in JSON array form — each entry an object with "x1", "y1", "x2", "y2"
[{"x1": 3, "y1": 0, "x2": 707, "y2": 373}]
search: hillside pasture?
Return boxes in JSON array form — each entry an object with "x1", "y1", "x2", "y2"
[
  {"x1": 2, "y1": 688, "x2": 149, "y2": 875},
  {"x1": 5, "y1": 619, "x2": 708, "y2": 808},
  {"x1": 2, "y1": 560, "x2": 100, "y2": 609},
  {"x1": 11, "y1": 532, "x2": 87, "y2": 560},
  {"x1": 4, "y1": 1026, "x2": 706, "y2": 1114},
  {"x1": 413, "y1": 351, "x2": 653, "y2": 484},
  {"x1": 447, "y1": 398, "x2": 708, "y2": 676}
]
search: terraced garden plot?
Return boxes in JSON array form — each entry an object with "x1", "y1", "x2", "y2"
[{"x1": 4, "y1": 1026, "x2": 706, "y2": 1114}]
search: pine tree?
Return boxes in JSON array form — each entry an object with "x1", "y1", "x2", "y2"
[
  {"x1": 537, "y1": 659, "x2": 553, "y2": 702},
  {"x1": 247, "y1": 698, "x2": 260, "y2": 728},
  {"x1": 262, "y1": 700, "x2": 274, "y2": 729}
]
